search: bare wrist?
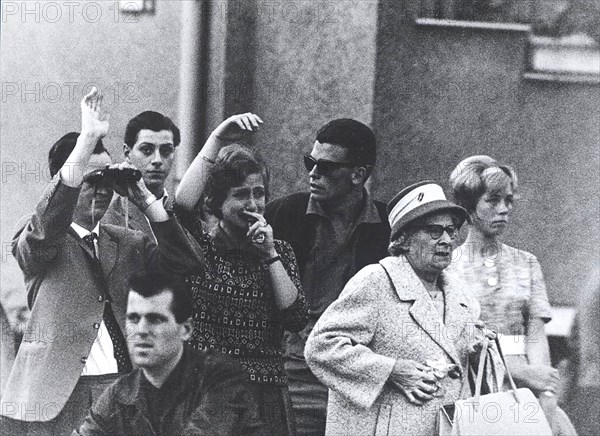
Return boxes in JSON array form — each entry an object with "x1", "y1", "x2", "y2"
[{"x1": 80, "y1": 130, "x2": 101, "y2": 140}]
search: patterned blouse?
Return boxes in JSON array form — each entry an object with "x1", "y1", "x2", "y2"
[
  {"x1": 175, "y1": 205, "x2": 309, "y2": 385},
  {"x1": 447, "y1": 242, "x2": 552, "y2": 337}
]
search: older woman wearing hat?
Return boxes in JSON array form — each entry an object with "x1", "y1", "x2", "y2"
[{"x1": 304, "y1": 181, "x2": 494, "y2": 436}]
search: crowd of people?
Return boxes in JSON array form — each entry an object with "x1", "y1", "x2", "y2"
[{"x1": 0, "y1": 87, "x2": 595, "y2": 435}]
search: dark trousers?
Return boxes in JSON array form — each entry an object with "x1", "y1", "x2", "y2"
[
  {"x1": 285, "y1": 356, "x2": 327, "y2": 436},
  {"x1": 248, "y1": 382, "x2": 297, "y2": 436},
  {"x1": 0, "y1": 373, "x2": 120, "y2": 436}
]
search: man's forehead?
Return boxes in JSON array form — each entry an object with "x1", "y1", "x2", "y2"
[
  {"x1": 310, "y1": 141, "x2": 349, "y2": 160},
  {"x1": 127, "y1": 290, "x2": 173, "y2": 314},
  {"x1": 134, "y1": 129, "x2": 174, "y2": 146}
]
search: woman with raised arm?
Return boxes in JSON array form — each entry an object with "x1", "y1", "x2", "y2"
[
  {"x1": 175, "y1": 114, "x2": 308, "y2": 435},
  {"x1": 447, "y1": 155, "x2": 577, "y2": 435}
]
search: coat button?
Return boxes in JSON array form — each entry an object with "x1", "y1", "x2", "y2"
[
  {"x1": 81, "y1": 357, "x2": 87, "y2": 363},
  {"x1": 93, "y1": 323, "x2": 100, "y2": 329},
  {"x1": 97, "y1": 295, "x2": 104, "y2": 302},
  {"x1": 487, "y1": 277, "x2": 498, "y2": 287}
]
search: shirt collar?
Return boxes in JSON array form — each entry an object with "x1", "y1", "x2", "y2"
[
  {"x1": 158, "y1": 188, "x2": 169, "y2": 206},
  {"x1": 71, "y1": 222, "x2": 100, "y2": 238},
  {"x1": 306, "y1": 189, "x2": 381, "y2": 225}
]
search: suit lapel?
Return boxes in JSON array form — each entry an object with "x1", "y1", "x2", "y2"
[
  {"x1": 380, "y1": 256, "x2": 461, "y2": 366},
  {"x1": 442, "y1": 273, "x2": 472, "y2": 337},
  {"x1": 128, "y1": 203, "x2": 153, "y2": 236},
  {"x1": 118, "y1": 196, "x2": 155, "y2": 242},
  {"x1": 98, "y1": 224, "x2": 119, "y2": 278}
]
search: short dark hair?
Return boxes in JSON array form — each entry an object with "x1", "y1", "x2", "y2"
[
  {"x1": 127, "y1": 274, "x2": 192, "y2": 323},
  {"x1": 48, "y1": 132, "x2": 108, "y2": 177},
  {"x1": 124, "y1": 111, "x2": 181, "y2": 148},
  {"x1": 315, "y1": 118, "x2": 376, "y2": 166},
  {"x1": 449, "y1": 155, "x2": 518, "y2": 216},
  {"x1": 205, "y1": 144, "x2": 269, "y2": 219}
]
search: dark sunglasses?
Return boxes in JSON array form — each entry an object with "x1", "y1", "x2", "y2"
[
  {"x1": 410, "y1": 224, "x2": 460, "y2": 240},
  {"x1": 303, "y1": 155, "x2": 356, "y2": 174}
]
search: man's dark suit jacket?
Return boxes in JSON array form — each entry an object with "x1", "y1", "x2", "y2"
[
  {"x1": 1, "y1": 176, "x2": 203, "y2": 422},
  {"x1": 75, "y1": 347, "x2": 264, "y2": 436}
]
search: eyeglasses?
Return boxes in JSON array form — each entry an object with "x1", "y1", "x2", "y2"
[
  {"x1": 303, "y1": 155, "x2": 355, "y2": 175},
  {"x1": 410, "y1": 225, "x2": 460, "y2": 240}
]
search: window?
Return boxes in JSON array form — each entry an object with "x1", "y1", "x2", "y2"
[{"x1": 417, "y1": 0, "x2": 599, "y2": 80}]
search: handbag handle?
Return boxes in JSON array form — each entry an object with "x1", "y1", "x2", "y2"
[{"x1": 472, "y1": 336, "x2": 521, "y2": 404}]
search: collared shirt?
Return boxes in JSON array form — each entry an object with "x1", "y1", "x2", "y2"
[
  {"x1": 302, "y1": 190, "x2": 382, "y2": 318},
  {"x1": 71, "y1": 222, "x2": 119, "y2": 376}
]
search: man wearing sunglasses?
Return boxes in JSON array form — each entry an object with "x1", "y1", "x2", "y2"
[
  {"x1": 265, "y1": 118, "x2": 390, "y2": 435},
  {"x1": 1, "y1": 88, "x2": 203, "y2": 436},
  {"x1": 103, "y1": 111, "x2": 180, "y2": 241}
]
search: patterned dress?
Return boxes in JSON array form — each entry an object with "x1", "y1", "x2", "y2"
[
  {"x1": 448, "y1": 242, "x2": 551, "y2": 350},
  {"x1": 447, "y1": 242, "x2": 577, "y2": 435},
  {"x1": 175, "y1": 204, "x2": 309, "y2": 434}
]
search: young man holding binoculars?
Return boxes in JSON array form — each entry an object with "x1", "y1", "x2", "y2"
[{"x1": 0, "y1": 88, "x2": 203, "y2": 436}]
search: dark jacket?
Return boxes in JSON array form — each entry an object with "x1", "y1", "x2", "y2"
[
  {"x1": 75, "y1": 348, "x2": 264, "y2": 436},
  {"x1": 265, "y1": 192, "x2": 390, "y2": 276}
]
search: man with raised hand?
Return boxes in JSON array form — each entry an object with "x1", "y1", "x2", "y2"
[
  {"x1": 0, "y1": 88, "x2": 203, "y2": 435},
  {"x1": 76, "y1": 274, "x2": 263, "y2": 436},
  {"x1": 265, "y1": 119, "x2": 391, "y2": 435}
]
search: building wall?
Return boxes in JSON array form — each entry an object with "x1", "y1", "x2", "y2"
[
  {"x1": 219, "y1": 0, "x2": 380, "y2": 199},
  {"x1": 1, "y1": 0, "x2": 184, "y2": 313},
  {"x1": 373, "y1": 1, "x2": 599, "y2": 305}
]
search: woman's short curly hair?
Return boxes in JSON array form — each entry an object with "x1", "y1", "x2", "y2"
[
  {"x1": 449, "y1": 155, "x2": 518, "y2": 217},
  {"x1": 204, "y1": 144, "x2": 269, "y2": 219}
]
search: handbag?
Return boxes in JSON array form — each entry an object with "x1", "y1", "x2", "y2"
[{"x1": 438, "y1": 336, "x2": 552, "y2": 436}]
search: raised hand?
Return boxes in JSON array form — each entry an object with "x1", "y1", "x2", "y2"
[
  {"x1": 389, "y1": 359, "x2": 440, "y2": 406},
  {"x1": 81, "y1": 87, "x2": 109, "y2": 139},
  {"x1": 214, "y1": 113, "x2": 263, "y2": 142}
]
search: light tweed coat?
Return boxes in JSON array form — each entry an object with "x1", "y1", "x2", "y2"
[{"x1": 305, "y1": 256, "x2": 483, "y2": 436}]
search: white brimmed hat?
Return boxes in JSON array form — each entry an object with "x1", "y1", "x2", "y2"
[{"x1": 387, "y1": 180, "x2": 467, "y2": 240}]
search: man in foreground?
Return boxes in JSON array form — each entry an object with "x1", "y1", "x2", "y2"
[{"x1": 75, "y1": 274, "x2": 263, "y2": 435}]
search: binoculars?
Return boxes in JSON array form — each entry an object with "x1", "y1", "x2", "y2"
[{"x1": 84, "y1": 167, "x2": 142, "y2": 185}]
